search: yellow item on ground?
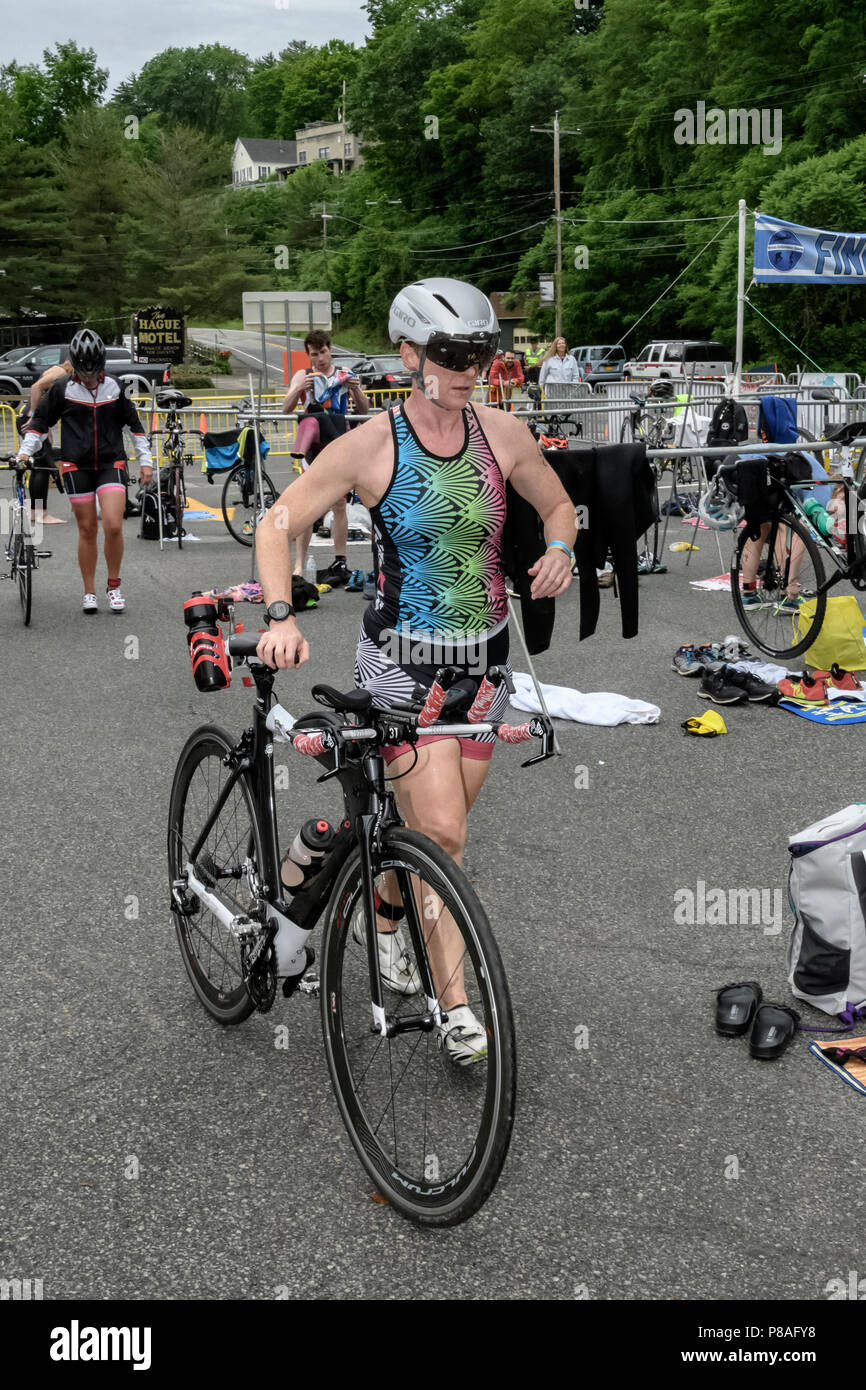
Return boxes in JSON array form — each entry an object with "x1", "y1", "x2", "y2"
[
  {"x1": 669, "y1": 541, "x2": 698, "y2": 552},
  {"x1": 682, "y1": 710, "x2": 728, "y2": 737},
  {"x1": 794, "y1": 596, "x2": 866, "y2": 672}
]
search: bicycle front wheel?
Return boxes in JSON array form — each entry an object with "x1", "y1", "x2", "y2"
[
  {"x1": 320, "y1": 827, "x2": 516, "y2": 1227},
  {"x1": 222, "y1": 465, "x2": 278, "y2": 547},
  {"x1": 731, "y1": 511, "x2": 826, "y2": 659},
  {"x1": 167, "y1": 725, "x2": 262, "y2": 1025},
  {"x1": 16, "y1": 536, "x2": 32, "y2": 625}
]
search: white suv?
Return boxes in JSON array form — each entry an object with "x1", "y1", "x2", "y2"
[{"x1": 623, "y1": 340, "x2": 732, "y2": 383}]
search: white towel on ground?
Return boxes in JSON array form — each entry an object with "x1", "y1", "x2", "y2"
[{"x1": 510, "y1": 673, "x2": 660, "y2": 725}]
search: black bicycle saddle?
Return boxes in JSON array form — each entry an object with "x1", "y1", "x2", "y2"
[{"x1": 312, "y1": 684, "x2": 374, "y2": 714}]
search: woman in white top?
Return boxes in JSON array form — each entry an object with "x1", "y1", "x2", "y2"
[{"x1": 538, "y1": 337, "x2": 580, "y2": 386}]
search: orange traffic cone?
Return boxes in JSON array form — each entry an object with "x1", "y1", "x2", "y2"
[{"x1": 200, "y1": 412, "x2": 208, "y2": 435}]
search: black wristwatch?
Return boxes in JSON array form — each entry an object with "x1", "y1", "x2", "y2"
[{"x1": 264, "y1": 600, "x2": 295, "y2": 625}]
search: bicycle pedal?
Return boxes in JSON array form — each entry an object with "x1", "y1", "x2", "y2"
[
  {"x1": 229, "y1": 916, "x2": 259, "y2": 945},
  {"x1": 35, "y1": 550, "x2": 52, "y2": 559}
]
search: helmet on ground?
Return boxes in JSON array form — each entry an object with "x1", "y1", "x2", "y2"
[
  {"x1": 698, "y1": 478, "x2": 744, "y2": 530},
  {"x1": 69, "y1": 329, "x2": 106, "y2": 377}
]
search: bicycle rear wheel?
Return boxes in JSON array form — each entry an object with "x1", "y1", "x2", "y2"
[
  {"x1": 731, "y1": 512, "x2": 826, "y2": 659},
  {"x1": 638, "y1": 464, "x2": 661, "y2": 571},
  {"x1": 222, "y1": 465, "x2": 278, "y2": 547},
  {"x1": 320, "y1": 826, "x2": 516, "y2": 1227},
  {"x1": 15, "y1": 536, "x2": 32, "y2": 625},
  {"x1": 168, "y1": 725, "x2": 262, "y2": 1025}
]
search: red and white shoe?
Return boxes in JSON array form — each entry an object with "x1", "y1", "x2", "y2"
[{"x1": 107, "y1": 586, "x2": 125, "y2": 614}]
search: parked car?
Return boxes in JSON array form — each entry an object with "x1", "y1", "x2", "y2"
[
  {"x1": 0, "y1": 342, "x2": 171, "y2": 397},
  {"x1": 0, "y1": 345, "x2": 33, "y2": 368},
  {"x1": 350, "y1": 353, "x2": 413, "y2": 401},
  {"x1": 622, "y1": 339, "x2": 732, "y2": 383},
  {"x1": 570, "y1": 343, "x2": 626, "y2": 384}
]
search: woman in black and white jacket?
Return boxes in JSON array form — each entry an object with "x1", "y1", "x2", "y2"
[{"x1": 17, "y1": 330, "x2": 153, "y2": 614}]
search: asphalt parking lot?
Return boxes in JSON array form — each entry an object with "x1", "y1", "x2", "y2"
[{"x1": 2, "y1": 456, "x2": 864, "y2": 1301}]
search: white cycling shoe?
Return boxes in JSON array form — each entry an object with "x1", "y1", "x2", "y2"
[
  {"x1": 351, "y1": 910, "x2": 421, "y2": 995},
  {"x1": 107, "y1": 586, "x2": 125, "y2": 613},
  {"x1": 436, "y1": 1005, "x2": 488, "y2": 1066},
  {"x1": 82, "y1": 593, "x2": 98, "y2": 615}
]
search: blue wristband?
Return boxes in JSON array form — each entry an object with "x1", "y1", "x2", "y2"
[{"x1": 547, "y1": 540, "x2": 574, "y2": 563}]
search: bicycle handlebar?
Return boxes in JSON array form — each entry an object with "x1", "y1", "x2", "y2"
[
  {"x1": 225, "y1": 636, "x2": 555, "y2": 766},
  {"x1": 290, "y1": 716, "x2": 544, "y2": 758},
  {"x1": 1, "y1": 455, "x2": 57, "y2": 472}
]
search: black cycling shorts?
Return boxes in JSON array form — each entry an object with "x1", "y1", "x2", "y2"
[{"x1": 61, "y1": 460, "x2": 127, "y2": 503}]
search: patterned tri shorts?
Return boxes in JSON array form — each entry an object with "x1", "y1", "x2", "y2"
[{"x1": 353, "y1": 623, "x2": 512, "y2": 765}]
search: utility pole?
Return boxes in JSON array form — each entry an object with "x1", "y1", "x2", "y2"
[
  {"x1": 312, "y1": 201, "x2": 336, "y2": 271},
  {"x1": 530, "y1": 110, "x2": 581, "y2": 340}
]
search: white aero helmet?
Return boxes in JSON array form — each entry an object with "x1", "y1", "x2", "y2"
[
  {"x1": 389, "y1": 277, "x2": 499, "y2": 343},
  {"x1": 388, "y1": 278, "x2": 500, "y2": 381}
]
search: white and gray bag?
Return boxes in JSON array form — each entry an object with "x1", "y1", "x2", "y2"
[{"x1": 787, "y1": 804, "x2": 866, "y2": 1025}]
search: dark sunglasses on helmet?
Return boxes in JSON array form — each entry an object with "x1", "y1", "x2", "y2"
[{"x1": 423, "y1": 331, "x2": 500, "y2": 374}]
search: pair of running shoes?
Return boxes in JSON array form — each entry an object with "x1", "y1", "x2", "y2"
[
  {"x1": 83, "y1": 587, "x2": 125, "y2": 614},
  {"x1": 672, "y1": 642, "x2": 777, "y2": 705}
]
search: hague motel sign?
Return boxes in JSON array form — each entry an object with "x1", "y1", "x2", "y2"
[{"x1": 131, "y1": 306, "x2": 186, "y2": 364}]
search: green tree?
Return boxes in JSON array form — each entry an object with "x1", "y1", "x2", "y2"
[
  {"x1": 54, "y1": 107, "x2": 132, "y2": 322},
  {"x1": 277, "y1": 40, "x2": 360, "y2": 137},
  {"x1": 2, "y1": 42, "x2": 107, "y2": 143},
  {"x1": 246, "y1": 44, "x2": 310, "y2": 137},
  {"x1": 120, "y1": 45, "x2": 250, "y2": 140},
  {"x1": 123, "y1": 125, "x2": 262, "y2": 317}
]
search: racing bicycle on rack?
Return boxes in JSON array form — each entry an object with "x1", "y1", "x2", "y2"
[
  {"x1": 148, "y1": 389, "x2": 203, "y2": 550},
  {"x1": 702, "y1": 446, "x2": 866, "y2": 659},
  {"x1": 168, "y1": 619, "x2": 554, "y2": 1225},
  {"x1": 620, "y1": 385, "x2": 698, "y2": 572}
]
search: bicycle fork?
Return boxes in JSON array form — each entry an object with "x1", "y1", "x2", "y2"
[{"x1": 356, "y1": 758, "x2": 443, "y2": 1040}]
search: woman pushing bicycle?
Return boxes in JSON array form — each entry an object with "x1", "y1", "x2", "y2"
[
  {"x1": 16, "y1": 329, "x2": 153, "y2": 614},
  {"x1": 256, "y1": 278, "x2": 575, "y2": 1059}
]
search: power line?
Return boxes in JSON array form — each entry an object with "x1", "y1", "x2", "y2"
[{"x1": 408, "y1": 220, "x2": 549, "y2": 253}]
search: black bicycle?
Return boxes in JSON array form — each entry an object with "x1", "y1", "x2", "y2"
[
  {"x1": 524, "y1": 382, "x2": 581, "y2": 445},
  {"x1": 221, "y1": 457, "x2": 278, "y2": 547},
  {"x1": 168, "y1": 626, "x2": 553, "y2": 1225},
  {"x1": 2, "y1": 457, "x2": 53, "y2": 625},
  {"x1": 148, "y1": 389, "x2": 202, "y2": 550},
  {"x1": 704, "y1": 451, "x2": 866, "y2": 659}
]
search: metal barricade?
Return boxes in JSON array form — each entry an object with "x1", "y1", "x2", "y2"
[{"x1": 0, "y1": 402, "x2": 18, "y2": 456}]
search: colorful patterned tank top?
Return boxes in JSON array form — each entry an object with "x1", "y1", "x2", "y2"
[{"x1": 364, "y1": 403, "x2": 508, "y2": 647}]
